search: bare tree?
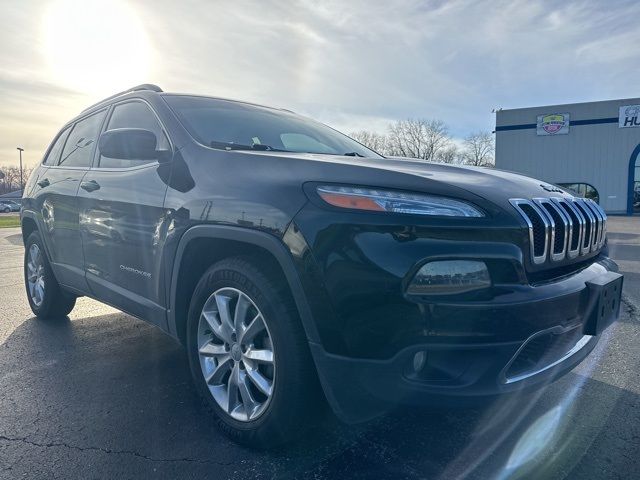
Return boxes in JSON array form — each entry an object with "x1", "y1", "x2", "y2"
[
  {"x1": 461, "y1": 131, "x2": 494, "y2": 167},
  {"x1": 349, "y1": 130, "x2": 388, "y2": 154},
  {"x1": 386, "y1": 119, "x2": 451, "y2": 161},
  {"x1": 0, "y1": 166, "x2": 20, "y2": 193},
  {"x1": 435, "y1": 144, "x2": 460, "y2": 164},
  {"x1": 345, "y1": 123, "x2": 493, "y2": 168}
]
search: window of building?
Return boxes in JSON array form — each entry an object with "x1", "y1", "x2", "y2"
[{"x1": 557, "y1": 183, "x2": 600, "y2": 204}]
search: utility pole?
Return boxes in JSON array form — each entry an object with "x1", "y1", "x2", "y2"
[{"x1": 16, "y1": 147, "x2": 24, "y2": 193}]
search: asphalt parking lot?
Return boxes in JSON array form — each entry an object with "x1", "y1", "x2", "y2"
[{"x1": 0, "y1": 218, "x2": 639, "y2": 479}]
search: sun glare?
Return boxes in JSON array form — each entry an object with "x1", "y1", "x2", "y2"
[{"x1": 42, "y1": 0, "x2": 151, "y2": 96}]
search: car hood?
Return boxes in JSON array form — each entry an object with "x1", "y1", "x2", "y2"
[
  {"x1": 359, "y1": 156, "x2": 570, "y2": 201},
  {"x1": 245, "y1": 151, "x2": 571, "y2": 209}
]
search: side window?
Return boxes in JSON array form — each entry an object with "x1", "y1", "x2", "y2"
[
  {"x1": 43, "y1": 127, "x2": 71, "y2": 165},
  {"x1": 59, "y1": 110, "x2": 107, "y2": 168},
  {"x1": 99, "y1": 101, "x2": 169, "y2": 168}
]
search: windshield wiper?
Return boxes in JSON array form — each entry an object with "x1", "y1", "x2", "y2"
[
  {"x1": 210, "y1": 140, "x2": 289, "y2": 152},
  {"x1": 343, "y1": 152, "x2": 365, "y2": 157}
]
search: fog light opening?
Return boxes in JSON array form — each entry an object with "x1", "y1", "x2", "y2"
[
  {"x1": 413, "y1": 351, "x2": 427, "y2": 373},
  {"x1": 407, "y1": 260, "x2": 491, "y2": 295}
]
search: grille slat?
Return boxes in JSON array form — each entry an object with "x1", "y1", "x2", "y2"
[
  {"x1": 572, "y1": 199, "x2": 595, "y2": 253},
  {"x1": 510, "y1": 196, "x2": 606, "y2": 266},
  {"x1": 555, "y1": 199, "x2": 582, "y2": 258},
  {"x1": 536, "y1": 199, "x2": 569, "y2": 261},
  {"x1": 584, "y1": 199, "x2": 606, "y2": 250}
]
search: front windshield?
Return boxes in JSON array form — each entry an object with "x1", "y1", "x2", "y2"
[{"x1": 163, "y1": 95, "x2": 382, "y2": 158}]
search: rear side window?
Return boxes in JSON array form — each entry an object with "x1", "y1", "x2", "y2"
[
  {"x1": 99, "y1": 101, "x2": 169, "y2": 168},
  {"x1": 43, "y1": 127, "x2": 71, "y2": 165},
  {"x1": 59, "y1": 110, "x2": 107, "y2": 167}
]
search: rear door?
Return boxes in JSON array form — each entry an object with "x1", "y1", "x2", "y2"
[
  {"x1": 32, "y1": 109, "x2": 107, "y2": 293},
  {"x1": 77, "y1": 100, "x2": 172, "y2": 325}
]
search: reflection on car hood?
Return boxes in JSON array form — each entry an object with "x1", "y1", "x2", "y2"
[{"x1": 247, "y1": 151, "x2": 573, "y2": 205}]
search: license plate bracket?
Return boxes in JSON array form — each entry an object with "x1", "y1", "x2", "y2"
[{"x1": 584, "y1": 271, "x2": 623, "y2": 336}]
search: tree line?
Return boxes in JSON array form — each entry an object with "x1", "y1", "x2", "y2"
[
  {"x1": 0, "y1": 166, "x2": 33, "y2": 195},
  {"x1": 350, "y1": 119, "x2": 494, "y2": 167}
]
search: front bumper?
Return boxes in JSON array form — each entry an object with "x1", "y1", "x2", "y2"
[{"x1": 308, "y1": 260, "x2": 622, "y2": 423}]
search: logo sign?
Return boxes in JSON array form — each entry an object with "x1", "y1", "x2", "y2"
[
  {"x1": 537, "y1": 113, "x2": 570, "y2": 135},
  {"x1": 619, "y1": 104, "x2": 640, "y2": 128}
]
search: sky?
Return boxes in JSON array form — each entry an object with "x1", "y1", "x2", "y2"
[{"x1": 2, "y1": 0, "x2": 640, "y2": 170}]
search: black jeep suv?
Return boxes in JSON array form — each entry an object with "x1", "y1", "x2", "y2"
[{"x1": 22, "y1": 84, "x2": 622, "y2": 447}]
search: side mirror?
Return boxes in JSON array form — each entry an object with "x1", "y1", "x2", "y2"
[{"x1": 99, "y1": 128, "x2": 169, "y2": 161}]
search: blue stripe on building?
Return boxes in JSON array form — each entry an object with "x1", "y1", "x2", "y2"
[{"x1": 496, "y1": 117, "x2": 618, "y2": 132}]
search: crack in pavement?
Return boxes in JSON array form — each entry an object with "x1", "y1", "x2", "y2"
[{"x1": 0, "y1": 434, "x2": 234, "y2": 466}]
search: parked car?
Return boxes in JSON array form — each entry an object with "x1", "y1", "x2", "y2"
[
  {"x1": 21, "y1": 84, "x2": 623, "y2": 448},
  {"x1": 0, "y1": 200, "x2": 20, "y2": 213}
]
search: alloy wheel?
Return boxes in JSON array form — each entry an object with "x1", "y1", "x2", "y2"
[
  {"x1": 197, "y1": 287, "x2": 275, "y2": 422},
  {"x1": 27, "y1": 243, "x2": 45, "y2": 307}
]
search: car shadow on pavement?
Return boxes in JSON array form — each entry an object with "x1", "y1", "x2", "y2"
[
  {"x1": 0, "y1": 312, "x2": 639, "y2": 479},
  {"x1": 2, "y1": 231, "x2": 23, "y2": 246}
]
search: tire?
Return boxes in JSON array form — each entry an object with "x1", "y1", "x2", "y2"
[
  {"x1": 186, "y1": 256, "x2": 321, "y2": 448},
  {"x1": 24, "y1": 231, "x2": 76, "y2": 319},
  {"x1": 3, "y1": 207, "x2": 9, "y2": 213}
]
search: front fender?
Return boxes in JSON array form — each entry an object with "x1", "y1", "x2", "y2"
[{"x1": 166, "y1": 224, "x2": 322, "y2": 344}]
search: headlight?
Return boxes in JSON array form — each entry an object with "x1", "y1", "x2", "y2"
[
  {"x1": 316, "y1": 185, "x2": 484, "y2": 217},
  {"x1": 407, "y1": 260, "x2": 490, "y2": 295}
]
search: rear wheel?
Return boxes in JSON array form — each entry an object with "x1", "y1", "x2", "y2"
[
  {"x1": 186, "y1": 256, "x2": 321, "y2": 448},
  {"x1": 3, "y1": 207, "x2": 9, "y2": 213},
  {"x1": 24, "y1": 231, "x2": 76, "y2": 319}
]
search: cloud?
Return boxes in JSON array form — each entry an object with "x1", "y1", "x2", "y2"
[
  {"x1": 139, "y1": 0, "x2": 640, "y2": 135},
  {"x1": 1, "y1": 0, "x2": 640, "y2": 169},
  {"x1": 0, "y1": 76, "x2": 90, "y2": 167}
]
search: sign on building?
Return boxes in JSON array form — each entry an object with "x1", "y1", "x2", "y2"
[
  {"x1": 537, "y1": 113, "x2": 570, "y2": 135},
  {"x1": 619, "y1": 105, "x2": 640, "y2": 128}
]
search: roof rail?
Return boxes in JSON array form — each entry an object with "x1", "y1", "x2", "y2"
[{"x1": 82, "y1": 84, "x2": 163, "y2": 112}]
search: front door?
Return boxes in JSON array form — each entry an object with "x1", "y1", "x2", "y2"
[{"x1": 77, "y1": 100, "x2": 172, "y2": 325}]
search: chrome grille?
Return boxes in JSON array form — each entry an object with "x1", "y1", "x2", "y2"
[{"x1": 510, "y1": 197, "x2": 607, "y2": 265}]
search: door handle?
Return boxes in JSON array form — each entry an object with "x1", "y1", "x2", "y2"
[
  {"x1": 80, "y1": 180, "x2": 100, "y2": 192},
  {"x1": 37, "y1": 178, "x2": 50, "y2": 188}
]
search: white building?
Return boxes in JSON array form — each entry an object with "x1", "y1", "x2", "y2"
[{"x1": 495, "y1": 98, "x2": 640, "y2": 214}]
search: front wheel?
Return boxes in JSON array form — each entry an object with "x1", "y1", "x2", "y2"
[
  {"x1": 186, "y1": 257, "x2": 322, "y2": 448},
  {"x1": 24, "y1": 231, "x2": 76, "y2": 319},
  {"x1": 3, "y1": 207, "x2": 9, "y2": 213}
]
